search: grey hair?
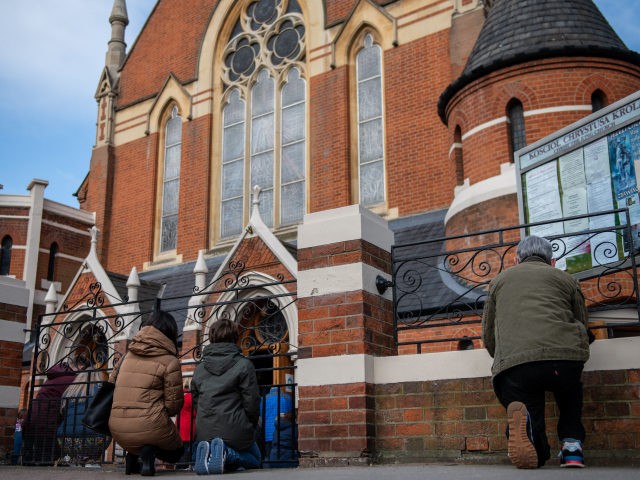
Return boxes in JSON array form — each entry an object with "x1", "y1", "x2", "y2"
[{"x1": 516, "y1": 235, "x2": 553, "y2": 264}]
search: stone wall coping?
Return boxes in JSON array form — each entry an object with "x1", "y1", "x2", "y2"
[{"x1": 297, "y1": 336, "x2": 640, "y2": 387}]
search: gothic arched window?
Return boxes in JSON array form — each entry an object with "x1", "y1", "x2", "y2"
[
  {"x1": 453, "y1": 126, "x2": 464, "y2": 186},
  {"x1": 160, "y1": 106, "x2": 182, "y2": 252},
  {"x1": 0, "y1": 235, "x2": 12, "y2": 275},
  {"x1": 356, "y1": 33, "x2": 385, "y2": 206},
  {"x1": 220, "y1": 0, "x2": 306, "y2": 238},
  {"x1": 507, "y1": 99, "x2": 526, "y2": 159},
  {"x1": 47, "y1": 242, "x2": 58, "y2": 281},
  {"x1": 591, "y1": 89, "x2": 607, "y2": 112}
]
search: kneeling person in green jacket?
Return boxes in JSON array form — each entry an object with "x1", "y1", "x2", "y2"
[
  {"x1": 482, "y1": 235, "x2": 590, "y2": 469},
  {"x1": 192, "y1": 318, "x2": 261, "y2": 475}
]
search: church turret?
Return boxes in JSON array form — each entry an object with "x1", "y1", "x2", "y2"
[
  {"x1": 437, "y1": 0, "x2": 640, "y2": 239},
  {"x1": 105, "y1": 0, "x2": 129, "y2": 78}
]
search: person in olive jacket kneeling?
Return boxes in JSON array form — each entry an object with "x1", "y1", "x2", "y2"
[
  {"x1": 109, "y1": 311, "x2": 184, "y2": 476},
  {"x1": 192, "y1": 318, "x2": 261, "y2": 475}
]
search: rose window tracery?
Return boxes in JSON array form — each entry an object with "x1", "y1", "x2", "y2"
[{"x1": 222, "y1": 0, "x2": 305, "y2": 87}]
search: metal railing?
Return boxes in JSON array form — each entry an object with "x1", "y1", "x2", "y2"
[
  {"x1": 24, "y1": 258, "x2": 298, "y2": 469},
  {"x1": 388, "y1": 209, "x2": 640, "y2": 353}
]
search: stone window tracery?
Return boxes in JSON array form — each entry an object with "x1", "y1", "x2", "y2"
[{"x1": 220, "y1": 0, "x2": 306, "y2": 238}]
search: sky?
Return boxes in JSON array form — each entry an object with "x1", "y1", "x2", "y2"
[{"x1": 0, "y1": 0, "x2": 639, "y2": 207}]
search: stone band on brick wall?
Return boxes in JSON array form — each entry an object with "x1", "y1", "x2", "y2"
[
  {"x1": 0, "y1": 320, "x2": 27, "y2": 344},
  {"x1": 0, "y1": 386, "x2": 21, "y2": 408},
  {"x1": 298, "y1": 337, "x2": 640, "y2": 387},
  {"x1": 298, "y1": 262, "x2": 392, "y2": 300}
]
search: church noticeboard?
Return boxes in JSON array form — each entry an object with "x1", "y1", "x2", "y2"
[{"x1": 515, "y1": 90, "x2": 640, "y2": 273}]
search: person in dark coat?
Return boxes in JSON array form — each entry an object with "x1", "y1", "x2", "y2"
[
  {"x1": 263, "y1": 411, "x2": 298, "y2": 468},
  {"x1": 192, "y1": 318, "x2": 261, "y2": 475},
  {"x1": 56, "y1": 370, "x2": 109, "y2": 466},
  {"x1": 23, "y1": 361, "x2": 78, "y2": 465}
]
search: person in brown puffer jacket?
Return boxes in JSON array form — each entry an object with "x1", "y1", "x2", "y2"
[{"x1": 109, "y1": 310, "x2": 184, "y2": 476}]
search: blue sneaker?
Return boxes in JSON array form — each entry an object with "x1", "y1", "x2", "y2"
[
  {"x1": 559, "y1": 439, "x2": 585, "y2": 468},
  {"x1": 208, "y1": 438, "x2": 226, "y2": 474},
  {"x1": 194, "y1": 441, "x2": 210, "y2": 475},
  {"x1": 507, "y1": 401, "x2": 538, "y2": 469}
]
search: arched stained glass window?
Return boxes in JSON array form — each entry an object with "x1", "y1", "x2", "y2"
[
  {"x1": 356, "y1": 34, "x2": 385, "y2": 206},
  {"x1": 222, "y1": 90, "x2": 247, "y2": 238},
  {"x1": 220, "y1": 0, "x2": 306, "y2": 238},
  {"x1": 281, "y1": 68, "x2": 306, "y2": 225},
  {"x1": 0, "y1": 235, "x2": 12, "y2": 275},
  {"x1": 161, "y1": 106, "x2": 182, "y2": 252}
]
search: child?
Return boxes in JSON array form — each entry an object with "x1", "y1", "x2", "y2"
[
  {"x1": 263, "y1": 411, "x2": 298, "y2": 468},
  {"x1": 11, "y1": 408, "x2": 27, "y2": 465}
]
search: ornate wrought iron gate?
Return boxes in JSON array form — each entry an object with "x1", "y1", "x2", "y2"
[{"x1": 24, "y1": 258, "x2": 298, "y2": 468}]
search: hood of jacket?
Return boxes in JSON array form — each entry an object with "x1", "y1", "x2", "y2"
[
  {"x1": 128, "y1": 325, "x2": 177, "y2": 357},
  {"x1": 202, "y1": 342, "x2": 244, "y2": 376}
]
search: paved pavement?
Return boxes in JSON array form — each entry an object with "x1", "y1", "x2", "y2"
[{"x1": 1, "y1": 463, "x2": 639, "y2": 479}]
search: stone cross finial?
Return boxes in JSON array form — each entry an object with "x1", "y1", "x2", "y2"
[{"x1": 251, "y1": 185, "x2": 263, "y2": 219}]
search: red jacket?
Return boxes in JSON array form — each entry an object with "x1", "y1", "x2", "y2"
[{"x1": 176, "y1": 390, "x2": 195, "y2": 442}]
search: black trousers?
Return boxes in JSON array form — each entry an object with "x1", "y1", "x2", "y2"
[{"x1": 493, "y1": 360, "x2": 585, "y2": 464}]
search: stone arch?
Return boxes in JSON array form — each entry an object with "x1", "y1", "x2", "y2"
[
  {"x1": 332, "y1": 0, "x2": 396, "y2": 69},
  {"x1": 44, "y1": 311, "x2": 115, "y2": 372},
  {"x1": 146, "y1": 75, "x2": 192, "y2": 135},
  {"x1": 204, "y1": 271, "x2": 298, "y2": 352}
]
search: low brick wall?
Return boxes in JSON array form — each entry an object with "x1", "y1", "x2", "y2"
[{"x1": 373, "y1": 369, "x2": 640, "y2": 466}]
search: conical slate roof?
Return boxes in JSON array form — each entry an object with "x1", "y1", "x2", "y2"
[{"x1": 438, "y1": 0, "x2": 640, "y2": 123}]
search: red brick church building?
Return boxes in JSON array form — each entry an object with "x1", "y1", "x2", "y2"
[{"x1": 3, "y1": 0, "x2": 640, "y2": 466}]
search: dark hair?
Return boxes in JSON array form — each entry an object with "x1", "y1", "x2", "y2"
[
  {"x1": 142, "y1": 310, "x2": 179, "y2": 351},
  {"x1": 209, "y1": 318, "x2": 239, "y2": 344}
]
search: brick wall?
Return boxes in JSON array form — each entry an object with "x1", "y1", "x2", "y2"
[
  {"x1": 445, "y1": 58, "x2": 640, "y2": 186},
  {"x1": 118, "y1": 0, "x2": 220, "y2": 107},
  {"x1": 0, "y1": 281, "x2": 27, "y2": 461},
  {"x1": 374, "y1": 369, "x2": 640, "y2": 466}
]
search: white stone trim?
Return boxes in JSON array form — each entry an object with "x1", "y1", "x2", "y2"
[
  {"x1": 43, "y1": 200, "x2": 95, "y2": 223},
  {"x1": 297, "y1": 262, "x2": 392, "y2": 301},
  {"x1": 0, "y1": 215, "x2": 29, "y2": 220},
  {"x1": 37, "y1": 248, "x2": 84, "y2": 263},
  {"x1": 0, "y1": 319, "x2": 27, "y2": 343},
  {"x1": 297, "y1": 337, "x2": 640, "y2": 387},
  {"x1": 0, "y1": 386, "x2": 20, "y2": 408},
  {"x1": 461, "y1": 116, "x2": 506, "y2": 141},
  {"x1": 0, "y1": 195, "x2": 30, "y2": 208},
  {"x1": 444, "y1": 162, "x2": 516, "y2": 225},
  {"x1": 460, "y1": 106, "x2": 592, "y2": 142},
  {"x1": 583, "y1": 337, "x2": 640, "y2": 372},
  {"x1": 524, "y1": 105, "x2": 592, "y2": 117},
  {"x1": 0, "y1": 277, "x2": 29, "y2": 306},
  {"x1": 448, "y1": 142, "x2": 462, "y2": 157},
  {"x1": 42, "y1": 219, "x2": 93, "y2": 236},
  {"x1": 298, "y1": 204, "x2": 393, "y2": 251}
]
